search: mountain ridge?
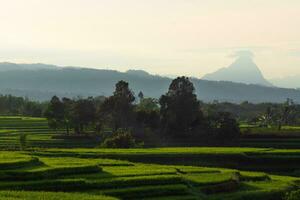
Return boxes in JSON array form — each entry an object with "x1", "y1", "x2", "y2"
[
  {"x1": 0, "y1": 62, "x2": 299, "y2": 103},
  {"x1": 0, "y1": 62, "x2": 60, "y2": 71}
]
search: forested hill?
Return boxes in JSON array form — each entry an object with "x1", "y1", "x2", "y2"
[{"x1": 1, "y1": 63, "x2": 300, "y2": 103}]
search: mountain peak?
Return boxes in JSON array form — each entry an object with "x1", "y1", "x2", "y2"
[{"x1": 202, "y1": 52, "x2": 272, "y2": 87}]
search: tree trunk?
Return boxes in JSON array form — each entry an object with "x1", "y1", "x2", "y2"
[{"x1": 66, "y1": 124, "x2": 69, "y2": 135}]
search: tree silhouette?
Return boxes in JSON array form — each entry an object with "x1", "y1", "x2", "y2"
[
  {"x1": 45, "y1": 96, "x2": 64, "y2": 133},
  {"x1": 62, "y1": 97, "x2": 73, "y2": 134},
  {"x1": 72, "y1": 97, "x2": 96, "y2": 134},
  {"x1": 159, "y1": 76, "x2": 203, "y2": 139},
  {"x1": 99, "y1": 81, "x2": 135, "y2": 131}
]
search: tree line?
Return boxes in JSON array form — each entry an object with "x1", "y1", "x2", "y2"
[
  {"x1": 202, "y1": 100, "x2": 300, "y2": 128},
  {"x1": 256, "y1": 99, "x2": 298, "y2": 130},
  {"x1": 2, "y1": 77, "x2": 299, "y2": 147},
  {"x1": 0, "y1": 95, "x2": 46, "y2": 116},
  {"x1": 45, "y1": 77, "x2": 240, "y2": 147}
]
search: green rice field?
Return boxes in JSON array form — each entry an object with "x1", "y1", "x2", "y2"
[
  {"x1": 0, "y1": 150, "x2": 299, "y2": 200},
  {"x1": 0, "y1": 116, "x2": 98, "y2": 149},
  {"x1": 1, "y1": 116, "x2": 300, "y2": 199}
]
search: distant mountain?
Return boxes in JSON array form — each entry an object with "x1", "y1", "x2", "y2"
[
  {"x1": 202, "y1": 52, "x2": 272, "y2": 86},
  {"x1": 0, "y1": 62, "x2": 59, "y2": 71},
  {"x1": 270, "y1": 76, "x2": 300, "y2": 89},
  {"x1": 126, "y1": 69, "x2": 151, "y2": 77},
  {"x1": 0, "y1": 62, "x2": 300, "y2": 103}
]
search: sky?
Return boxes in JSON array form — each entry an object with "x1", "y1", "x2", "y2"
[{"x1": 0, "y1": 0, "x2": 299, "y2": 79}]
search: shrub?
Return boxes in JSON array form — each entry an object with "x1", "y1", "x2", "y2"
[
  {"x1": 102, "y1": 129, "x2": 136, "y2": 148},
  {"x1": 285, "y1": 190, "x2": 300, "y2": 200}
]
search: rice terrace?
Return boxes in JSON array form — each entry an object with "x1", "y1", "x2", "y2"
[{"x1": 1, "y1": 116, "x2": 300, "y2": 200}]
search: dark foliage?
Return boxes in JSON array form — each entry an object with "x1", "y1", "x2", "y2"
[
  {"x1": 98, "y1": 80, "x2": 135, "y2": 131},
  {"x1": 211, "y1": 112, "x2": 240, "y2": 143},
  {"x1": 136, "y1": 98, "x2": 160, "y2": 130},
  {"x1": 44, "y1": 96, "x2": 65, "y2": 131},
  {"x1": 0, "y1": 95, "x2": 46, "y2": 117},
  {"x1": 159, "y1": 77, "x2": 204, "y2": 139},
  {"x1": 72, "y1": 98, "x2": 96, "y2": 134},
  {"x1": 35, "y1": 78, "x2": 245, "y2": 147}
]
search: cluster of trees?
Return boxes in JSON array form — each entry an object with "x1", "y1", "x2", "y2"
[
  {"x1": 45, "y1": 77, "x2": 240, "y2": 146},
  {"x1": 257, "y1": 99, "x2": 298, "y2": 130},
  {"x1": 44, "y1": 96, "x2": 104, "y2": 134},
  {"x1": 0, "y1": 95, "x2": 46, "y2": 116},
  {"x1": 203, "y1": 100, "x2": 300, "y2": 127}
]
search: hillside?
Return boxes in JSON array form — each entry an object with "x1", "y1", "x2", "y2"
[{"x1": 0, "y1": 63, "x2": 300, "y2": 103}]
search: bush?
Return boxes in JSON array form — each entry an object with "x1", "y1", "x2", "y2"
[
  {"x1": 285, "y1": 190, "x2": 300, "y2": 200},
  {"x1": 102, "y1": 129, "x2": 136, "y2": 148}
]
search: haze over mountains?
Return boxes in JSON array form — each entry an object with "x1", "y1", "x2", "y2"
[{"x1": 1, "y1": 62, "x2": 300, "y2": 103}]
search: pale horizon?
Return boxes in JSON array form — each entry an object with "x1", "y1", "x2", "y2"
[{"x1": 1, "y1": 0, "x2": 300, "y2": 79}]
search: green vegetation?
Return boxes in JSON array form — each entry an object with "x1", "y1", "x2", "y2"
[
  {"x1": 0, "y1": 94, "x2": 47, "y2": 117},
  {"x1": 0, "y1": 150, "x2": 299, "y2": 200},
  {"x1": 240, "y1": 125, "x2": 300, "y2": 148},
  {"x1": 32, "y1": 147, "x2": 300, "y2": 174},
  {"x1": 1, "y1": 117, "x2": 300, "y2": 199},
  {"x1": 102, "y1": 129, "x2": 137, "y2": 148},
  {"x1": 0, "y1": 116, "x2": 98, "y2": 149},
  {"x1": 1, "y1": 77, "x2": 300, "y2": 199},
  {"x1": 43, "y1": 78, "x2": 240, "y2": 147},
  {"x1": 3, "y1": 78, "x2": 300, "y2": 148},
  {"x1": 0, "y1": 191, "x2": 117, "y2": 200}
]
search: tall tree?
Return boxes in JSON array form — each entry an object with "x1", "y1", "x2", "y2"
[
  {"x1": 159, "y1": 76, "x2": 203, "y2": 138},
  {"x1": 99, "y1": 80, "x2": 135, "y2": 131},
  {"x1": 45, "y1": 96, "x2": 64, "y2": 132},
  {"x1": 62, "y1": 97, "x2": 74, "y2": 134},
  {"x1": 72, "y1": 97, "x2": 96, "y2": 134}
]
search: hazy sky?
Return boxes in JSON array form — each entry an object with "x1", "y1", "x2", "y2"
[{"x1": 0, "y1": 0, "x2": 300, "y2": 79}]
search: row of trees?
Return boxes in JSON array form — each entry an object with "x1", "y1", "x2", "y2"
[
  {"x1": 44, "y1": 96, "x2": 105, "y2": 134},
  {"x1": 45, "y1": 77, "x2": 240, "y2": 146},
  {"x1": 202, "y1": 100, "x2": 300, "y2": 127},
  {"x1": 0, "y1": 95, "x2": 46, "y2": 116}
]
